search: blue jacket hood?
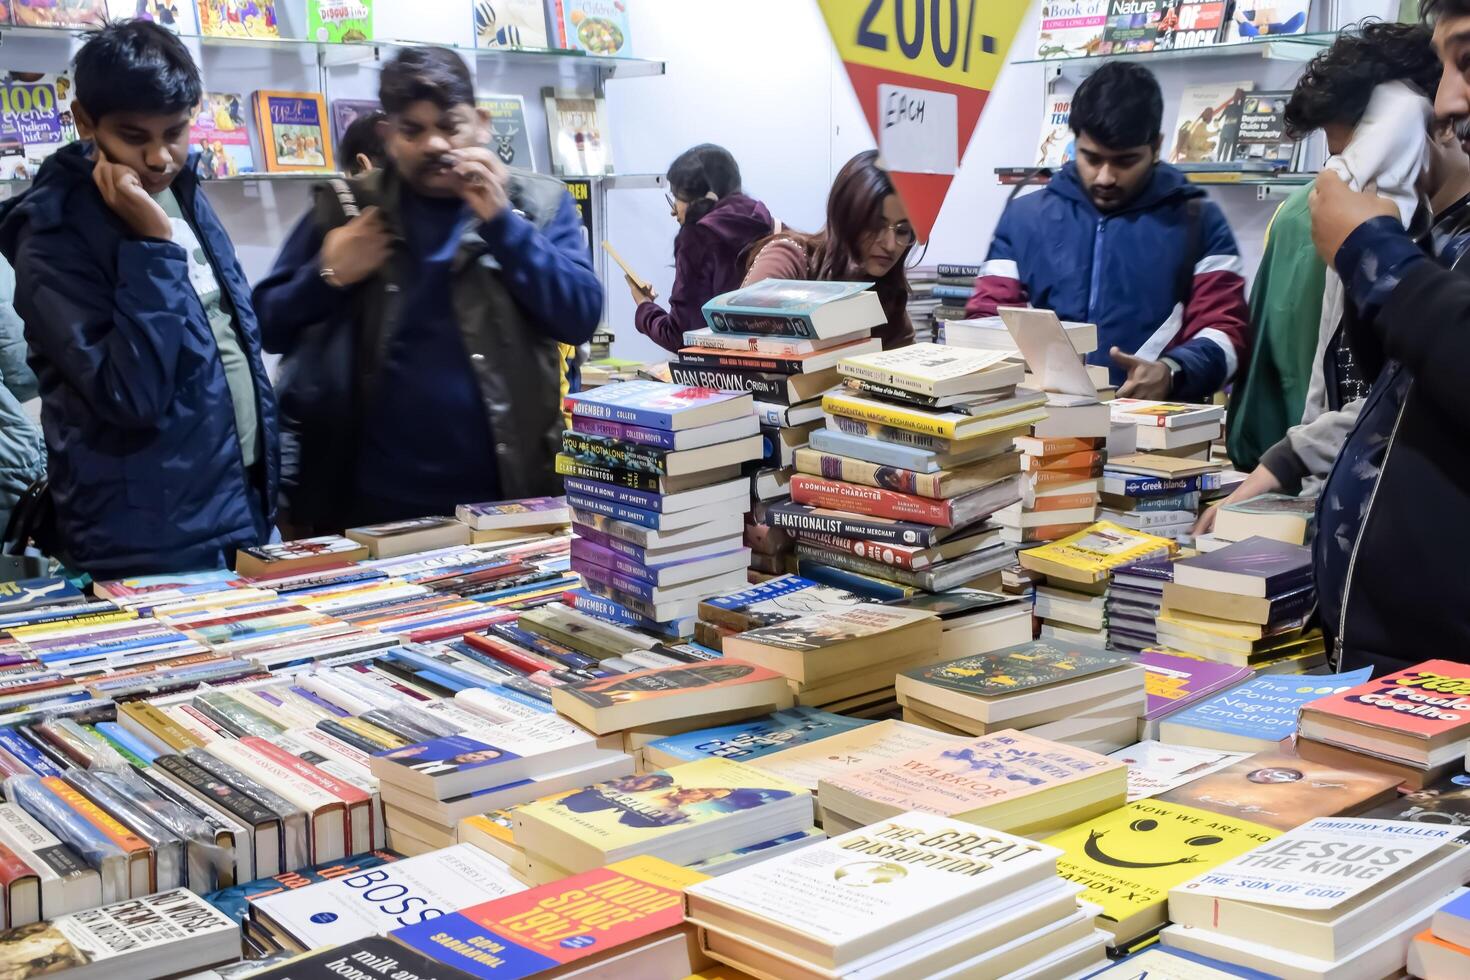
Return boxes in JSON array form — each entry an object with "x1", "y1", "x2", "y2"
[{"x1": 1046, "y1": 160, "x2": 1206, "y2": 216}]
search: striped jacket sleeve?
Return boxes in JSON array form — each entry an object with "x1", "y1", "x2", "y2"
[
  {"x1": 1163, "y1": 200, "x2": 1252, "y2": 401},
  {"x1": 965, "y1": 204, "x2": 1029, "y2": 318}
]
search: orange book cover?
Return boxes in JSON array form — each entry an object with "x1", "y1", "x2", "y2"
[
  {"x1": 1017, "y1": 436, "x2": 1104, "y2": 456},
  {"x1": 253, "y1": 90, "x2": 335, "y2": 173},
  {"x1": 1026, "y1": 466, "x2": 1104, "y2": 486},
  {"x1": 41, "y1": 777, "x2": 150, "y2": 859},
  {"x1": 1009, "y1": 521, "x2": 1093, "y2": 543},
  {"x1": 1028, "y1": 492, "x2": 1099, "y2": 513},
  {"x1": 1021, "y1": 449, "x2": 1105, "y2": 472},
  {"x1": 1301, "y1": 660, "x2": 1470, "y2": 740}
]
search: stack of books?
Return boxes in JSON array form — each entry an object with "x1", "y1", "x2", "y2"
[
  {"x1": 1164, "y1": 817, "x2": 1470, "y2": 979},
  {"x1": 684, "y1": 280, "x2": 885, "y2": 532},
  {"x1": 943, "y1": 314, "x2": 1098, "y2": 372},
  {"x1": 1158, "y1": 668, "x2": 1371, "y2": 753},
  {"x1": 1018, "y1": 521, "x2": 1177, "y2": 645},
  {"x1": 454, "y1": 496, "x2": 572, "y2": 544},
  {"x1": 549, "y1": 660, "x2": 796, "y2": 764},
  {"x1": 640, "y1": 705, "x2": 875, "y2": 772},
  {"x1": 744, "y1": 717, "x2": 961, "y2": 805},
  {"x1": 1411, "y1": 892, "x2": 1470, "y2": 979},
  {"x1": 1157, "y1": 536, "x2": 1321, "y2": 667},
  {"x1": 686, "y1": 811, "x2": 1109, "y2": 979},
  {"x1": 816, "y1": 728, "x2": 1127, "y2": 837},
  {"x1": 1103, "y1": 452, "x2": 1225, "y2": 542},
  {"x1": 1110, "y1": 399, "x2": 1225, "y2": 461},
  {"x1": 931, "y1": 263, "x2": 981, "y2": 325},
  {"x1": 720, "y1": 604, "x2": 942, "y2": 718},
  {"x1": 894, "y1": 639, "x2": 1147, "y2": 753},
  {"x1": 1210, "y1": 492, "x2": 1317, "y2": 546},
  {"x1": 562, "y1": 379, "x2": 758, "y2": 635},
  {"x1": 367, "y1": 715, "x2": 633, "y2": 857},
  {"x1": 1105, "y1": 555, "x2": 1173, "y2": 652},
  {"x1": 887, "y1": 587, "x2": 1032, "y2": 657},
  {"x1": 693, "y1": 574, "x2": 869, "y2": 654},
  {"x1": 507, "y1": 757, "x2": 813, "y2": 878},
  {"x1": 905, "y1": 263, "x2": 941, "y2": 343},
  {"x1": 774, "y1": 342, "x2": 1039, "y2": 596},
  {"x1": 1298, "y1": 660, "x2": 1470, "y2": 789},
  {"x1": 1138, "y1": 649, "x2": 1252, "y2": 739}
]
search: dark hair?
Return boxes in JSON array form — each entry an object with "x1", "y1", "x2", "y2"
[
  {"x1": 667, "y1": 144, "x2": 743, "y2": 226},
  {"x1": 338, "y1": 110, "x2": 387, "y2": 175},
  {"x1": 1070, "y1": 62, "x2": 1163, "y2": 149},
  {"x1": 1421, "y1": 0, "x2": 1470, "y2": 21},
  {"x1": 73, "y1": 20, "x2": 201, "y2": 121},
  {"x1": 379, "y1": 46, "x2": 474, "y2": 114},
  {"x1": 748, "y1": 150, "x2": 911, "y2": 333},
  {"x1": 1285, "y1": 22, "x2": 1440, "y2": 140}
]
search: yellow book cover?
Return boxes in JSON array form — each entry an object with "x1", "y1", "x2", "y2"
[
  {"x1": 1042, "y1": 799, "x2": 1277, "y2": 941},
  {"x1": 253, "y1": 90, "x2": 334, "y2": 173},
  {"x1": 1018, "y1": 521, "x2": 1177, "y2": 584},
  {"x1": 822, "y1": 389, "x2": 1045, "y2": 440},
  {"x1": 121, "y1": 701, "x2": 205, "y2": 752},
  {"x1": 1157, "y1": 608, "x2": 1267, "y2": 641},
  {"x1": 339, "y1": 717, "x2": 410, "y2": 749},
  {"x1": 512, "y1": 757, "x2": 808, "y2": 855},
  {"x1": 835, "y1": 343, "x2": 1015, "y2": 395},
  {"x1": 8, "y1": 610, "x2": 138, "y2": 639}
]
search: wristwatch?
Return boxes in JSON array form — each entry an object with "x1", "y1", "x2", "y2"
[
  {"x1": 1160, "y1": 356, "x2": 1182, "y2": 394},
  {"x1": 318, "y1": 263, "x2": 344, "y2": 288}
]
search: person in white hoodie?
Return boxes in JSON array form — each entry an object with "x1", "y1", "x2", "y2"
[{"x1": 1199, "y1": 23, "x2": 1453, "y2": 529}]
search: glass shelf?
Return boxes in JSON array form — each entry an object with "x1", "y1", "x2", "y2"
[
  {"x1": 1014, "y1": 32, "x2": 1334, "y2": 67},
  {"x1": 995, "y1": 167, "x2": 1316, "y2": 191},
  {"x1": 0, "y1": 23, "x2": 666, "y2": 77}
]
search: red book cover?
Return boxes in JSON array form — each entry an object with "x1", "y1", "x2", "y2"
[
  {"x1": 464, "y1": 632, "x2": 559, "y2": 674},
  {"x1": 1301, "y1": 660, "x2": 1470, "y2": 739},
  {"x1": 0, "y1": 839, "x2": 37, "y2": 892},
  {"x1": 405, "y1": 611, "x2": 516, "y2": 644},
  {"x1": 241, "y1": 737, "x2": 370, "y2": 806},
  {"x1": 790, "y1": 475, "x2": 953, "y2": 526},
  {"x1": 1008, "y1": 521, "x2": 1093, "y2": 543},
  {"x1": 792, "y1": 531, "x2": 925, "y2": 570}
]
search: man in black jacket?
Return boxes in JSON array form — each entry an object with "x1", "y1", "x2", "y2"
[
  {"x1": 1308, "y1": 0, "x2": 1470, "y2": 672},
  {"x1": 252, "y1": 47, "x2": 601, "y2": 531}
]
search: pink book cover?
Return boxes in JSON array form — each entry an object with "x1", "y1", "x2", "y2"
[
  {"x1": 1140, "y1": 650, "x2": 1253, "y2": 720},
  {"x1": 821, "y1": 728, "x2": 1123, "y2": 815}
]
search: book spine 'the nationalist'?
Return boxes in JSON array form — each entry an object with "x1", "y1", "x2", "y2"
[{"x1": 765, "y1": 504, "x2": 941, "y2": 547}]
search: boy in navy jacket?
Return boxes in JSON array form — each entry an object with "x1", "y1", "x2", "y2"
[
  {"x1": 969, "y1": 63, "x2": 1251, "y2": 402},
  {"x1": 0, "y1": 22, "x2": 277, "y2": 577}
]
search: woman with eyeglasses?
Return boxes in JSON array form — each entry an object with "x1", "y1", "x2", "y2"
[
  {"x1": 743, "y1": 150, "x2": 916, "y2": 349},
  {"x1": 628, "y1": 144, "x2": 774, "y2": 353}
]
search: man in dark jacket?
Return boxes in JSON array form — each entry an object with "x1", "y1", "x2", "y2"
[
  {"x1": 968, "y1": 62, "x2": 1251, "y2": 401},
  {"x1": 253, "y1": 46, "x2": 601, "y2": 531},
  {"x1": 0, "y1": 22, "x2": 277, "y2": 578}
]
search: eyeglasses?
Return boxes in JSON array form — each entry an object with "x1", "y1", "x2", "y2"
[
  {"x1": 874, "y1": 221, "x2": 917, "y2": 247},
  {"x1": 666, "y1": 192, "x2": 679, "y2": 218}
]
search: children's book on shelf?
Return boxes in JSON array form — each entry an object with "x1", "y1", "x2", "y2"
[
  {"x1": 195, "y1": 0, "x2": 279, "y2": 38},
  {"x1": 474, "y1": 0, "x2": 551, "y2": 48},
  {"x1": 329, "y1": 98, "x2": 379, "y2": 149},
  {"x1": 1036, "y1": 95, "x2": 1074, "y2": 168},
  {"x1": 554, "y1": 0, "x2": 633, "y2": 56},
  {"x1": 11, "y1": 0, "x2": 107, "y2": 27},
  {"x1": 1170, "y1": 82, "x2": 1252, "y2": 164},
  {"x1": 477, "y1": 94, "x2": 536, "y2": 170},
  {"x1": 130, "y1": 0, "x2": 199, "y2": 32},
  {"x1": 543, "y1": 92, "x2": 613, "y2": 176},
  {"x1": 1223, "y1": 0, "x2": 1310, "y2": 43},
  {"x1": 253, "y1": 91, "x2": 334, "y2": 173},
  {"x1": 0, "y1": 73, "x2": 75, "y2": 179},
  {"x1": 1231, "y1": 90, "x2": 1293, "y2": 167},
  {"x1": 190, "y1": 92, "x2": 255, "y2": 180},
  {"x1": 306, "y1": 0, "x2": 371, "y2": 42},
  {"x1": 1035, "y1": 0, "x2": 1109, "y2": 58}
]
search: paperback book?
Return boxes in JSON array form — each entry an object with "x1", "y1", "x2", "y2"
[
  {"x1": 1157, "y1": 749, "x2": 1401, "y2": 830},
  {"x1": 543, "y1": 93, "x2": 612, "y2": 176},
  {"x1": 1035, "y1": 0, "x2": 1108, "y2": 58},
  {"x1": 477, "y1": 94, "x2": 535, "y2": 170},
  {"x1": 474, "y1": 0, "x2": 550, "y2": 48},
  {"x1": 1158, "y1": 668, "x2": 1371, "y2": 753},
  {"x1": 306, "y1": 0, "x2": 371, "y2": 41},
  {"x1": 642, "y1": 707, "x2": 873, "y2": 769},
  {"x1": 190, "y1": 92, "x2": 255, "y2": 179},
  {"x1": 252, "y1": 91, "x2": 333, "y2": 173}
]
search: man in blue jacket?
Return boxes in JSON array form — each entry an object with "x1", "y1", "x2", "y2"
[
  {"x1": 969, "y1": 62, "x2": 1251, "y2": 401},
  {"x1": 0, "y1": 22, "x2": 277, "y2": 577},
  {"x1": 253, "y1": 46, "x2": 602, "y2": 531}
]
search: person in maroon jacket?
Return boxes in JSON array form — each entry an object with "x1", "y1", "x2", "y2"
[{"x1": 627, "y1": 144, "x2": 774, "y2": 353}]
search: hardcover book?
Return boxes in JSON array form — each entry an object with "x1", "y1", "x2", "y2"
[
  {"x1": 555, "y1": 0, "x2": 633, "y2": 56},
  {"x1": 1158, "y1": 669, "x2": 1370, "y2": 754},
  {"x1": 1044, "y1": 799, "x2": 1278, "y2": 944},
  {"x1": 250, "y1": 844, "x2": 524, "y2": 948},
  {"x1": 1100, "y1": 0, "x2": 1170, "y2": 52},
  {"x1": 307, "y1": 0, "x2": 371, "y2": 41},
  {"x1": 392, "y1": 858, "x2": 701, "y2": 979},
  {"x1": 190, "y1": 92, "x2": 255, "y2": 179},
  {"x1": 1035, "y1": 0, "x2": 1108, "y2": 58},
  {"x1": 703, "y1": 280, "x2": 885, "y2": 340},
  {"x1": 196, "y1": 0, "x2": 278, "y2": 37},
  {"x1": 474, "y1": 0, "x2": 550, "y2": 48},
  {"x1": 11, "y1": 0, "x2": 106, "y2": 27},
  {"x1": 901, "y1": 640, "x2": 1135, "y2": 698},
  {"x1": 1036, "y1": 95, "x2": 1075, "y2": 168},
  {"x1": 642, "y1": 707, "x2": 873, "y2": 768},
  {"x1": 1108, "y1": 740, "x2": 1247, "y2": 802},
  {"x1": 1231, "y1": 90, "x2": 1293, "y2": 167},
  {"x1": 252, "y1": 91, "x2": 333, "y2": 173},
  {"x1": 477, "y1": 94, "x2": 535, "y2": 170},
  {"x1": 543, "y1": 93, "x2": 612, "y2": 176},
  {"x1": 1169, "y1": 83, "x2": 1252, "y2": 164},
  {"x1": 1157, "y1": 749, "x2": 1400, "y2": 830},
  {"x1": 685, "y1": 811, "x2": 1060, "y2": 971},
  {"x1": 1167, "y1": 0, "x2": 1229, "y2": 48},
  {"x1": 329, "y1": 98, "x2": 380, "y2": 148}
]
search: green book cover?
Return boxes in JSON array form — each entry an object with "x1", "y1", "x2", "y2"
[
  {"x1": 308, "y1": 0, "x2": 372, "y2": 42},
  {"x1": 903, "y1": 641, "x2": 1136, "y2": 697}
]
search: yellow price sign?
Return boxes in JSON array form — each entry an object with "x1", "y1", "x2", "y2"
[{"x1": 817, "y1": 0, "x2": 1029, "y2": 91}]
